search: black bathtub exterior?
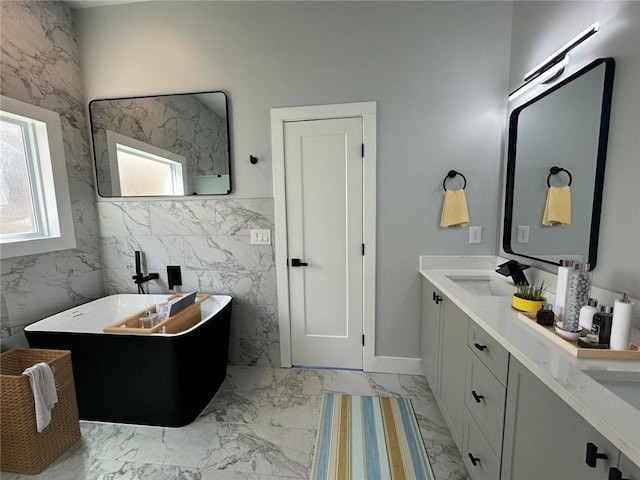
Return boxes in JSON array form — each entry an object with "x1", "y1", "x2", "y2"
[{"x1": 25, "y1": 299, "x2": 231, "y2": 427}]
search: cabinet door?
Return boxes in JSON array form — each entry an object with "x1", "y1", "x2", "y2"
[
  {"x1": 439, "y1": 299, "x2": 468, "y2": 448},
  {"x1": 502, "y1": 358, "x2": 618, "y2": 480},
  {"x1": 422, "y1": 279, "x2": 442, "y2": 396}
]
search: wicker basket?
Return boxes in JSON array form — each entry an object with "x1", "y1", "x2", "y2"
[{"x1": 1, "y1": 348, "x2": 81, "y2": 474}]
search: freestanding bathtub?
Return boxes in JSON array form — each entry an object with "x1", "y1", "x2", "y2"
[{"x1": 24, "y1": 294, "x2": 232, "y2": 427}]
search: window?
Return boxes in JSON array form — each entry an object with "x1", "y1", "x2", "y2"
[
  {"x1": 0, "y1": 96, "x2": 75, "y2": 259},
  {"x1": 105, "y1": 130, "x2": 187, "y2": 196}
]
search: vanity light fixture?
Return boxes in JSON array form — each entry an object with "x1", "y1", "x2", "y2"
[
  {"x1": 508, "y1": 21, "x2": 600, "y2": 102},
  {"x1": 508, "y1": 56, "x2": 570, "y2": 101}
]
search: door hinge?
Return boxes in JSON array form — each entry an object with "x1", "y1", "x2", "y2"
[
  {"x1": 362, "y1": 243, "x2": 365, "y2": 255},
  {"x1": 361, "y1": 143, "x2": 365, "y2": 158},
  {"x1": 362, "y1": 334, "x2": 365, "y2": 347}
]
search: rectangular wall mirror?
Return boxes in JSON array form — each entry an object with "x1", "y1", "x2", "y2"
[
  {"x1": 503, "y1": 57, "x2": 615, "y2": 270},
  {"x1": 89, "y1": 91, "x2": 231, "y2": 197}
]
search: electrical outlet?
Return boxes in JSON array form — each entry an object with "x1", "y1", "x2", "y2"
[
  {"x1": 469, "y1": 226, "x2": 482, "y2": 244},
  {"x1": 517, "y1": 225, "x2": 530, "y2": 244},
  {"x1": 250, "y1": 229, "x2": 271, "y2": 245}
]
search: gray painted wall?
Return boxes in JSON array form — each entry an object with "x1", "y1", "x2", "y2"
[
  {"x1": 77, "y1": 1, "x2": 513, "y2": 359},
  {"x1": 0, "y1": 1, "x2": 104, "y2": 349},
  {"x1": 506, "y1": 1, "x2": 640, "y2": 299}
]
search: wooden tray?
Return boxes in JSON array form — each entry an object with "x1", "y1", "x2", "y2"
[
  {"x1": 103, "y1": 293, "x2": 210, "y2": 335},
  {"x1": 517, "y1": 312, "x2": 640, "y2": 360}
]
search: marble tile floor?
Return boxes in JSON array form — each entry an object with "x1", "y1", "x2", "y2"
[{"x1": 2, "y1": 367, "x2": 469, "y2": 480}]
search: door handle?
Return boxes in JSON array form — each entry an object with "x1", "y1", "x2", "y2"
[
  {"x1": 471, "y1": 390, "x2": 485, "y2": 403},
  {"x1": 290, "y1": 258, "x2": 308, "y2": 267}
]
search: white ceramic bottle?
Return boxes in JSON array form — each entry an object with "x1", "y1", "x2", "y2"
[
  {"x1": 554, "y1": 259, "x2": 575, "y2": 322},
  {"x1": 610, "y1": 292, "x2": 633, "y2": 351},
  {"x1": 579, "y1": 298, "x2": 599, "y2": 331}
]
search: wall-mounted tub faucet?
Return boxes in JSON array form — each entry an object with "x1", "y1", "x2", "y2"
[
  {"x1": 496, "y1": 260, "x2": 530, "y2": 286},
  {"x1": 132, "y1": 251, "x2": 159, "y2": 293}
]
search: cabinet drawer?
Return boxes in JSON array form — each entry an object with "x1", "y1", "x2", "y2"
[
  {"x1": 465, "y1": 351, "x2": 506, "y2": 455},
  {"x1": 463, "y1": 409, "x2": 502, "y2": 480},
  {"x1": 468, "y1": 321, "x2": 509, "y2": 384}
]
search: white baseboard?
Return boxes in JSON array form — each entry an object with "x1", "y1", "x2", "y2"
[{"x1": 372, "y1": 355, "x2": 423, "y2": 375}]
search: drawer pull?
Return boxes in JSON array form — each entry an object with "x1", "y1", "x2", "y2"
[
  {"x1": 608, "y1": 467, "x2": 629, "y2": 480},
  {"x1": 585, "y1": 442, "x2": 608, "y2": 467},
  {"x1": 471, "y1": 390, "x2": 485, "y2": 403},
  {"x1": 468, "y1": 453, "x2": 480, "y2": 466},
  {"x1": 473, "y1": 343, "x2": 487, "y2": 351}
]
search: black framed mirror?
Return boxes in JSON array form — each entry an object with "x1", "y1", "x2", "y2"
[
  {"x1": 89, "y1": 91, "x2": 231, "y2": 197},
  {"x1": 503, "y1": 58, "x2": 615, "y2": 270}
]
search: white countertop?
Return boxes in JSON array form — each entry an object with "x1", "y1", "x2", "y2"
[{"x1": 419, "y1": 261, "x2": 640, "y2": 466}]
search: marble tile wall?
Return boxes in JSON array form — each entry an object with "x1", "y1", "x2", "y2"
[
  {"x1": 97, "y1": 198, "x2": 280, "y2": 366},
  {"x1": 0, "y1": 1, "x2": 104, "y2": 348}
]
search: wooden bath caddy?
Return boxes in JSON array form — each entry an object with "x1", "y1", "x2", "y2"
[
  {"x1": 103, "y1": 293, "x2": 210, "y2": 335},
  {"x1": 517, "y1": 312, "x2": 640, "y2": 360}
]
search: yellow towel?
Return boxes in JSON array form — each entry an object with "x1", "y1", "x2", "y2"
[
  {"x1": 440, "y1": 189, "x2": 470, "y2": 228},
  {"x1": 542, "y1": 186, "x2": 571, "y2": 226}
]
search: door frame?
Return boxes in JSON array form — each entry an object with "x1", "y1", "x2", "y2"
[{"x1": 271, "y1": 102, "x2": 377, "y2": 371}]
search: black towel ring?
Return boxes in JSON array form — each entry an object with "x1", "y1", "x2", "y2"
[
  {"x1": 547, "y1": 166, "x2": 572, "y2": 187},
  {"x1": 443, "y1": 170, "x2": 467, "y2": 191}
]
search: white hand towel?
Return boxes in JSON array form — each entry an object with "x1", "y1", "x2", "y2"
[{"x1": 23, "y1": 362, "x2": 58, "y2": 432}]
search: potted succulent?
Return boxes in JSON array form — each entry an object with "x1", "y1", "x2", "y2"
[{"x1": 512, "y1": 281, "x2": 547, "y2": 313}]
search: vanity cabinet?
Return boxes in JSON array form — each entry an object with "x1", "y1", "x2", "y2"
[
  {"x1": 421, "y1": 272, "x2": 640, "y2": 480},
  {"x1": 502, "y1": 357, "x2": 619, "y2": 480},
  {"x1": 463, "y1": 321, "x2": 509, "y2": 479}
]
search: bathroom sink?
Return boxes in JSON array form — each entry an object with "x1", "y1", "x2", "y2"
[
  {"x1": 583, "y1": 369, "x2": 640, "y2": 411},
  {"x1": 446, "y1": 274, "x2": 517, "y2": 297}
]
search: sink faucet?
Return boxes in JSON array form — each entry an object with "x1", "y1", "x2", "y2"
[{"x1": 496, "y1": 260, "x2": 530, "y2": 286}]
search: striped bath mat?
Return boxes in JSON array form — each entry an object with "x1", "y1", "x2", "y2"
[{"x1": 312, "y1": 393, "x2": 435, "y2": 480}]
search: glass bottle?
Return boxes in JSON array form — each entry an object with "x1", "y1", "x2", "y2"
[{"x1": 562, "y1": 262, "x2": 591, "y2": 332}]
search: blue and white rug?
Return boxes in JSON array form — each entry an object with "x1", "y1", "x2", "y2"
[{"x1": 311, "y1": 393, "x2": 435, "y2": 480}]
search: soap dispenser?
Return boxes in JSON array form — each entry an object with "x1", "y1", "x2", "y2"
[
  {"x1": 591, "y1": 305, "x2": 614, "y2": 346},
  {"x1": 610, "y1": 292, "x2": 633, "y2": 351}
]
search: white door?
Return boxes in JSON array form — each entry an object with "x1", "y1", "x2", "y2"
[{"x1": 284, "y1": 117, "x2": 363, "y2": 369}]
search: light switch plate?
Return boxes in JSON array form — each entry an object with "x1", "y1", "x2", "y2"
[
  {"x1": 250, "y1": 229, "x2": 271, "y2": 245},
  {"x1": 517, "y1": 225, "x2": 530, "y2": 244},
  {"x1": 469, "y1": 226, "x2": 482, "y2": 244}
]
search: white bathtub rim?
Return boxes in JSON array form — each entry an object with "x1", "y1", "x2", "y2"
[{"x1": 24, "y1": 294, "x2": 232, "y2": 336}]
